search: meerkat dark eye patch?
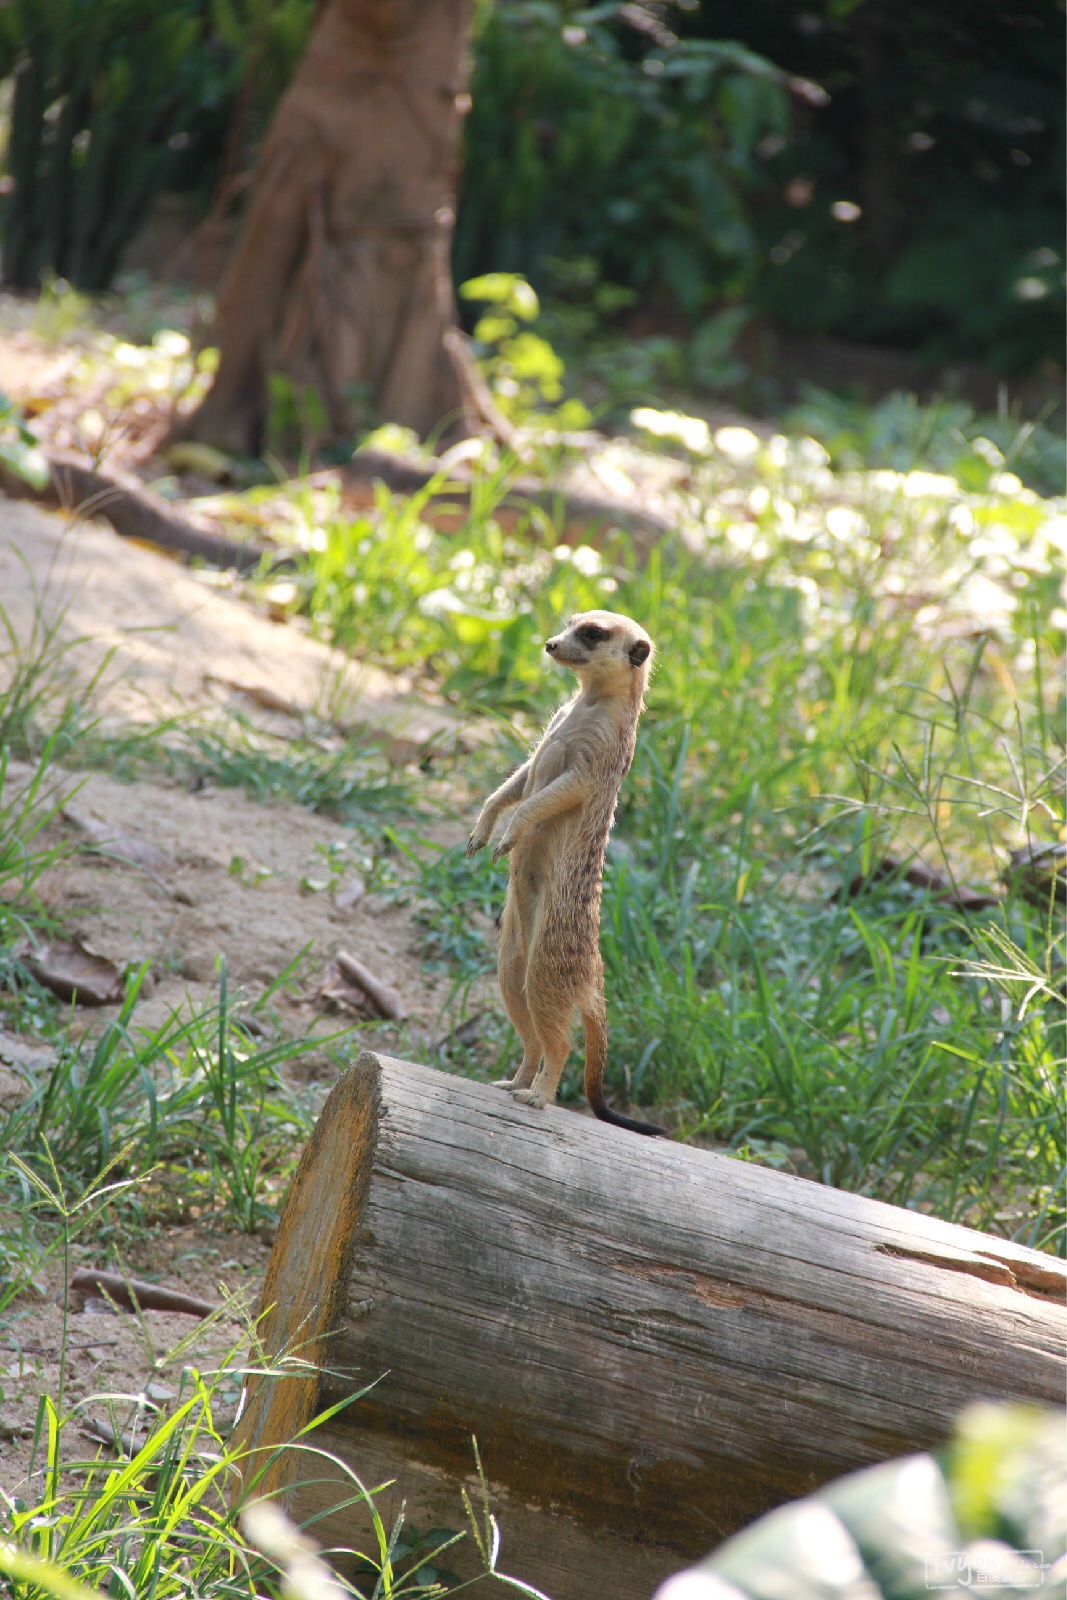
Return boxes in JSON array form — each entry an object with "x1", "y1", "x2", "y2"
[
  {"x1": 578, "y1": 624, "x2": 611, "y2": 647},
  {"x1": 628, "y1": 638, "x2": 651, "y2": 667}
]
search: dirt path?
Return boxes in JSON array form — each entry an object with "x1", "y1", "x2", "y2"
[{"x1": 0, "y1": 495, "x2": 487, "y2": 1498}]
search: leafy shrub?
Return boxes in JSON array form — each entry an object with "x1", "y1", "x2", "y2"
[
  {"x1": 0, "y1": 0, "x2": 314, "y2": 291},
  {"x1": 455, "y1": 2, "x2": 789, "y2": 315},
  {"x1": 696, "y1": 0, "x2": 1065, "y2": 372}
]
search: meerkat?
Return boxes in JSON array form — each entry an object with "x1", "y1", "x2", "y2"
[{"x1": 466, "y1": 609, "x2": 666, "y2": 1136}]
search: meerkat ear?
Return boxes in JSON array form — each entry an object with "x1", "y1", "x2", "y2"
[{"x1": 628, "y1": 639, "x2": 651, "y2": 667}]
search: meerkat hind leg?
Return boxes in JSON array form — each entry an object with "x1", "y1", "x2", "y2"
[
  {"x1": 494, "y1": 1041, "x2": 541, "y2": 1093},
  {"x1": 493, "y1": 1019, "x2": 541, "y2": 1093},
  {"x1": 513, "y1": 1028, "x2": 570, "y2": 1110},
  {"x1": 496, "y1": 950, "x2": 541, "y2": 1091}
]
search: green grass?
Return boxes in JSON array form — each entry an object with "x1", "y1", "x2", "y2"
[
  {"x1": 177, "y1": 713, "x2": 412, "y2": 824},
  {"x1": 0, "y1": 736, "x2": 74, "y2": 965},
  {"x1": 1, "y1": 959, "x2": 337, "y2": 1235},
  {"x1": 598, "y1": 811, "x2": 1063, "y2": 1244},
  {"x1": 1, "y1": 1380, "x2": 548, "y2": 1600},
  {"x1": 279, "y1": 423, "x2": 1065, "y2": 1254},
  {"x1": 0, "y1": 1159, "x2": 550, "y2": 1600},
  {"x1": 0, "y1": 549, "x2": 115, "y2": 763},
  {"x1": 782, "y1": 385, "x2": 1066, "y2": 499}
]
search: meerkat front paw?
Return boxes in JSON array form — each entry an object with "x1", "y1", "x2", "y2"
[
  {"x1": 466, "y1": 821, "x2": 491, "y2": 857},
  {"x1": 492, "y1": 1075, "x2": 519, "y2": 1092},
  {"x1": 492, "y1": 829, "x2": 519, "y2": 863}
]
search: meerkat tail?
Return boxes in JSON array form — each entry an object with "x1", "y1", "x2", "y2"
[{"x1": 581, "y1": 1004, "x2": 668, "y2": 1138}]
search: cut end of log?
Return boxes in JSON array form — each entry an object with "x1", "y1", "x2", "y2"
[{"x1": 230, "y1": 1049, "x2": 382, "y2": 1501}]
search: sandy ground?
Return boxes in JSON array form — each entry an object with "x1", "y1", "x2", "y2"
[
  {"x1": 0, "y1": 498, "x2": 458, "y2": 755},
  {"x1": 0, "y1": 495, "x2": 489, "y2": 1500}
]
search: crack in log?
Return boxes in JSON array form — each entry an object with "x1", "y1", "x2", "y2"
[
  {"x1": 874, "y1": 1243, "x2": 1066, "y2": 1302},
  {"x1": 611, "y1": 1260, "x2": 856, "y2": 1329}
]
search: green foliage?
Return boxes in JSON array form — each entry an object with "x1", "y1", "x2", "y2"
[
  {"x1": 0, "y1": 557, "x2": 117, "y2": 985},
  {"x1": 293, "y1": 414, "x2": 1064, "y2": 1251},
  {"x1": 0, "y1": 549, "x2": 114, "y2": 761},
  {"x1": 1, "y1": 0, "x2": 1060, "y2": 375},
  {"x1": 5, "y1": 1358, "x2": 250, "y2": 1598},
  {"x1": 703, "y1": 0, "x2": 1065, "y2": 371},
  {"x1": 287, "y1": 469, "x2": 610, "y2": 711},
  {"x1": 178, "y1": 710, "x2": 409, "y2": 824},
  {"x1": 945, "y1": 1403, "x2": 1065, "y2": 1554},
  {"x1": 689, "y1": 1404, "x2": 1062, "y2": 1599},
  {"x1": 596, "y1": 757, "x2": 1064, "y2": 1249},
  {"x1": 784, "y1": 387, "x2": 1067, "y2": 499},
  {"x1": 0, "y1": 0, "x2": 315, "y2": 291},
  {"x1": 1, "y1": 0, "x2": 215, "y2": 289},
  {"x1": 0, "y1": 391, "x2": 48, "y2": 488},
  {"x1": 265, "y1": 370, "x2": 330, "y2": 460},
  {"x1": 0, "y1": 1162, "x2": 554, "y2": 1599},
  {"x1": 452, "y1": 0, "x2": 1064, "y2": 373},
  {"x1": 0, "y1": 549, "x2": 120, "y2": 995},
  {"x1": 455, "y1": 3, "x2": 789, "y2": 315},
  {"x1": 0, "y1": 737, "x2": 72, "y2": 969},
  {"x1": 461, "y1": 273, "x2": 590, "y2": 429}
]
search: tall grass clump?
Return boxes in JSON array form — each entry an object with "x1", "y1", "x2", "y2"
[
  {"x1": 177, "y1": 710, "x2": 411, "y2": 826},
  {"x1": 0, "y1": 735, "x2": 73, "y2": 969},
  {"x1": 0, "y1": 544, "x2": 119, "y2": 994},
  {"x1": 0, "y1": 959, "x2": 333, "y2": 1233}
]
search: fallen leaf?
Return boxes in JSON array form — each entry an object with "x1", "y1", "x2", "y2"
[
  {"x1": 16, "y1": 937, "x2": 125, "y2": 1005},
  {"x1": 63, "y1": 805, "x2": 174, "y2": 873}
]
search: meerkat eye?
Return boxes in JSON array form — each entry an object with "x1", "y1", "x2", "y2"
[{"x1": 577, "y1": 624, "x2": 611, "y2": 647}]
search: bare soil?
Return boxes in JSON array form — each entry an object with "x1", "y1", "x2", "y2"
[{"x1": 0, "y1": 495, "x2": 483, "y2": 1499}]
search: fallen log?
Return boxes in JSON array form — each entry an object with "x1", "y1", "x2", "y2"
[
  {"x1": 233, "y1": 1051, "x2": 1065, "y2": 1600},
  {"x1": 0, "y1": 451, "x2": 273, "y2": 572},
  {"x1": 1, "y1": 437, "x2": 673, "y2": 578}
]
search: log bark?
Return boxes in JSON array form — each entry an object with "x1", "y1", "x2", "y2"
[
  {"x1": 233, "y1": 1051, "x2": 1065, "y2": 1600},
  {"x1": 182, "y1": 0, "x2": 480, "y2": 455}
]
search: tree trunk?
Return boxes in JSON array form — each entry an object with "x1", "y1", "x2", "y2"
[
  {"x1": 182, "y1": 0, "x2": 479, "y2": 455},
  {"x1": 232, "y1": 1051, "x2": 1066, "y2": 1600}
]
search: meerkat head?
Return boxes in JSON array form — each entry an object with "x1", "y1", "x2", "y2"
[{"x1": 545, "y1": 610, "x2": 653, "y2": 695}]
